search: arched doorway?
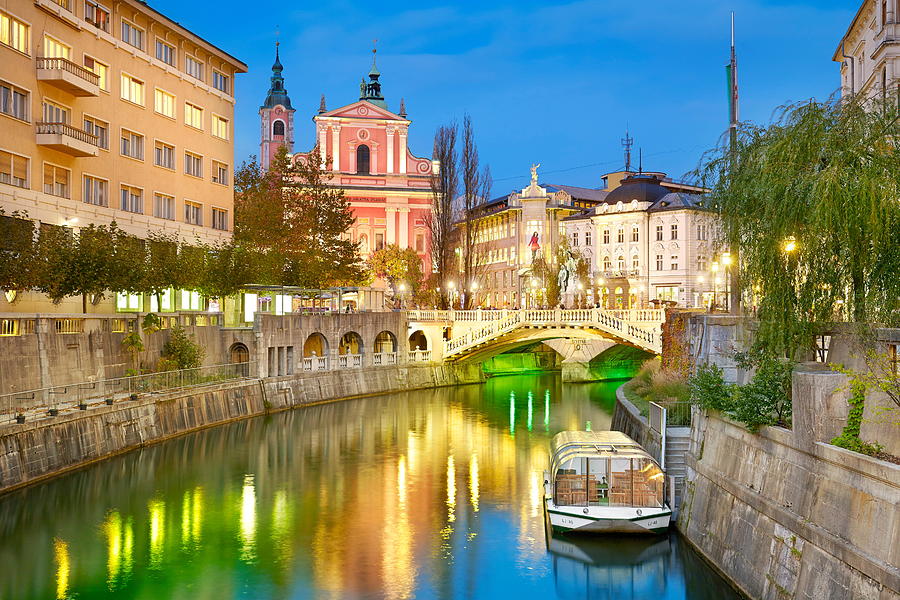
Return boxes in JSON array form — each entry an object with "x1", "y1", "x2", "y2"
[
  {"x1": 229, "y1": 342, "x2": 250, "y2": 376},
  {"x1": 373, "y1": 331, "x2": 397, "y2": 366},
  {"x1": 303, "y1": 333, "x2": 329, "y2": 371},
  {"x1": 408, "y1": 330, "x2": 429, "y2": 362},
  {"x1": 339, "y1": 331, "x2": 364, "y2": 368}
]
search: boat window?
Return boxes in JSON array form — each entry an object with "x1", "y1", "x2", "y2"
[
  {"x1": 609, "y1": 458, "x2": 633, "y2": 507},
  {"x1": 588, "y1": 458, "x2": 609, "y2": 506},
  {"x1": 608, "y1": 457, "x2": 665, "y2": 508},
  {"x1": 554, "y1": 458, "x2": 587, "y2": 506}
]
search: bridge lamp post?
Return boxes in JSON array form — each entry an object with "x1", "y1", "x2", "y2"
[
  {"x1": 470, "y1": 281, "x2": 479, "y2": 308},
  {"x1": 398, "y1": 283, "x2": 406, "y2": 309},
  {"x1": 447, "y1": 281, "x2": 456, "y2": 309},
  {"x1": 721, "y1": 252, "x2": 733, "y2": 312}
]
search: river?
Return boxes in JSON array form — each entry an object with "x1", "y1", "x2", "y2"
[{"x1": 0, "y1": 373, "x2": 743, "y2": 599}]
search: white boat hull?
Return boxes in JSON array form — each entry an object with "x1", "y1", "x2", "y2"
[{"x1": 545, "y1": 498, "x2": 671, "y2": 534}]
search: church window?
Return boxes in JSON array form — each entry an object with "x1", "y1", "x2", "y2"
[
  {"x1": 356, "y1": 144, "x2": 370, "y2": 175},
  {"x1": 273, "y1": 120, "x2": 285, "y2": 136}
]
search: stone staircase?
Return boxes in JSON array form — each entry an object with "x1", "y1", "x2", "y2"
[{"x1": 665, "y1": 427, "x2": 691, "y2": 511}]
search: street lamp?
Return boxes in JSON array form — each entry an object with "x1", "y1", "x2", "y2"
[{"x1": 783, "y1": 237, "x2": 797, "y2": 253}]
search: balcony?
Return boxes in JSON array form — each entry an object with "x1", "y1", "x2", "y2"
[
  {"x1": 36, "y1": 57, "x2": 100, "y2": 96},
  {"x1": 35, "y1": 122, "x2": 99, "y2": 157}
]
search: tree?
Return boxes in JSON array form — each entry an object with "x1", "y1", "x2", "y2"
[
  {"x1": 0, "y1": 211, "x2": 37, "y2": 292},
  {"x1": 162, "y1": 325, "x2": 205, "y2": 370},
  {"x1": 697, "y1": 94, "x2": 900, "y2": 354},
  {"x1": 369, "y1": 244, "x2": 424, "y2": 296},
  {"x1": 458, "y1": 115, "x2": 492, "y2": 309},
  {"x1": 428, "y1": 124, "x2": 458, "y2": 308}
]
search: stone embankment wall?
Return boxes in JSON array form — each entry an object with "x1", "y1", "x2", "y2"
[
  {"x1": 679, "y1": 409, "x2": 900, "y2": 600},
  {"x1": 0, "y1": 363, "x2": 483, "y2": 494}
]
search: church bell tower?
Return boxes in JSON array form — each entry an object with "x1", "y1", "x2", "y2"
[{"x1": 259, "y1": 42, "x2": 295, "y2": 170}]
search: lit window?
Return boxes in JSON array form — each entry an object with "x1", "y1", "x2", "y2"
[
  {"x1": 83, "y1": 174, "x2": 108, "y2": 206},
  {"x1": 154, "y1": 88, "x2": 175, "y2": 118},
  {"x1": 43, "y1": 163, "x2": 70, "y2": 198},
  {"x1": 83, "y1": 1, "x2": 109, "y2": 31},
  {"x1": 83, "y1": 55, "x2": 109, "y2": 91},
  {"x1": 120, "y1": 129, "x2": 144, "y2": 160},
  {"x1": 585, "y1": 231, "x2": 591, "y2": 246},
  {"x1": 121, "y1": 20, "x2": 143, "y2": 50},
  {"x1": 0, "y1": 11, "x2": 30, "y2": 55},
  {"x1": 212, "y1": 70, "x2": 229, "y2": 93},
  {"x1": 212, "y1": 160, "x2": 228, "y2": 185},
  {"x1": 0, "y1": 150, "x2": 28, "y2": 188},
  {"x1": 602, "y1": 229, "x2": 609, "y2": 244},
  {"x1": 42, "y1": 100, "x2": 69, "y2": 124},
  {"x1": 184, "y1": 102, "x2": 202, "y2": 129},
  {"x1": 617, "y1": 227, "x2": 624, "y2": 243},
  {"x1": 671, "y1": 255, "x2": 679, "y2": 270},
  {"x1": 120, "y1": 73, "x2": 144, "y2": 105},
  {"x1": 155, "y1": 39, "x2": 175, "y2": 66},
  {"x1": 697, "y1": 255, "x2": 707, "y2": 271},
  {"x1": 632, "y1": 255, "x2": 640, "y2": 269},
  {"x1": 153, "y1": 193, "x2": 175, "y2": 220},
  {"x1": 50, "y1": 0, "x2": 71, "y2": 10},
  {"x1": 211, "y1": 208, "x2": 228, "y2": 230},
  {"x1": 184, "y1": 151, "x2": 202, "y2": 177},
  {"x1": 632, "y1": 225, "x2": 639, "y2": 242},
  {"x1": 43, "y1": 35, "x2": 70, "y2": 59},
  {"x1": 185, "y1": 55, "x2": 204, "y2": 81},
  {"x1": 83, "y1": 115, "x2": 108, "y2": 149},
  {"x1": 0, "y1": 80, "x2": 29, "y2": 121},
  {"x1": 572, "y1": 232, "x2": 579, "y2": 246},
  {"x1": 154, "y1": 141, "x2": 175, "y2": 169},
  {"x1": 211, "y1": 114, "x2": 228, "y2": 139},
  {"x1": 603, "y1": 256, "x2": 611, "y2": 270},
  {"x1": 184, "y1": 201, "x2": 202, "y2": 225},
  {"x1": 120, "y1": 184, "x2": 143, "y2": 213}
]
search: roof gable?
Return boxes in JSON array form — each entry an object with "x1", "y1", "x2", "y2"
[{"x1": 320, "y1": 100, "x2": 406, "y2": 121}]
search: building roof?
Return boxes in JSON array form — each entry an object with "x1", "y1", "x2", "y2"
[
  {"x1": 646, "y1": 192, "x2": 705, "y2": 212},
  {"x1": 604, "y1": 173, "x2": 671, "y2": 205},
  {"x1": 543, "y1": 184, "x2": 610, "y2": 202}
]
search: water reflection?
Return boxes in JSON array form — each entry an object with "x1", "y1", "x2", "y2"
[{"x1": 0, "y1": 374, "x2": 742, "y2": 599}]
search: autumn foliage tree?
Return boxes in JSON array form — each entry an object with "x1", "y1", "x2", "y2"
[{"x1": 369, "y1": 244, "x2": 424, "y2": 296}]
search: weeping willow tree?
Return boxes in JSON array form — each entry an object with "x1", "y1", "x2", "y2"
[{"x1": 697, "y1": 94, "x2": 900, "y2": 353}]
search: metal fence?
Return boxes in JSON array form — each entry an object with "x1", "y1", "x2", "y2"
[
  {"x1": 1, "y1": 362, "x2": 255, "y2": 425},
  {"x1": 663, "y1": 401, "x2": 693, "y2": 427}
]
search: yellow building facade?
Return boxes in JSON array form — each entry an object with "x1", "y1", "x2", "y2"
[{"x1": 0, "y1": 0, "x2": 246, "y2": 313}]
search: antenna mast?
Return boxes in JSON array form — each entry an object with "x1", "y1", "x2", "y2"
[{"x1": 621, "y1": 129, "x2": 634, "y2": 172}]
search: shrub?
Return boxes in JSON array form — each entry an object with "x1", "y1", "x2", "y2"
[
  {"x1": 690, "y1": 363, "x2": 735, "y2": 412},
  {"x1": 161, "y1": 326, "x2": 205, "y2": 370},
  {"x1": 830, "y1": 380, "x2": 884, "y2": 456}
]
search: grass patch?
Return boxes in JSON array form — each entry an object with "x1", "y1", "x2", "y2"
[{"x1": 622, "y1": 360, "x2": 691, "y2": 426}]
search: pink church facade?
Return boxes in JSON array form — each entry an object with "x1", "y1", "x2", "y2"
[{"x1": 259, "y1": 49, "x2": 434, "y2": 280}]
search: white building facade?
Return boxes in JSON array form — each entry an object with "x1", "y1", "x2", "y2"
[{"x1": 833, "y1": 0, "x2": 899, "y2": 98}]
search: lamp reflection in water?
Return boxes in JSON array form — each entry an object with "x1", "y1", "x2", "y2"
[
  {"x1": 103, "y1": 511, "x2": 134, "y2": 590},
  {"x1": 544, "y1": 389, "x2": 551, "y2": 431},
  {"x1": 271, "y1": 489, "x2": 293, "y2": 567},
  {"x1": 509, "y1": 391, "x2": 516, "y2": 435},
  {"x1": 527, "y1": 391, "x2": 534, "y2": 431},
  {"x1": 446, "y1": 455, "x2": 456, "y2": 524},
  {"x1": 148, "y1": 499, "x2": 166, "y2": 570},
  {"x1": 239, "y1": 474, "x2": 257, "y2": 563},
  {"x1": 53, "y1": 538, "x2": 70, "y2": 600},
  {"x1": 181, "y1": 486, "x2": 204, "y2": 550},
  {"x1": 397, "y1": 455, "x2": 408, "y2": 508},
  {"x1": 469, "y1": 453, "x2": 480, "y2": 512}
]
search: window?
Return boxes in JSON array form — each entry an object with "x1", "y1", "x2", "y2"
[
  {"x1": 273, "y1": 120, "x2": 285, "y2": 136},
  {"x1": 83, "y1": 174, "x2": 108, "y2": 206},
  {"x1": 655, "y1": 224, "x2": 663, "y2": 241},
  {"x1": 603, "y1": 256, "x2": 611, "y2": 271},
  {"x1": 185, "y1": 55, "x2": 204, "y2": 80},
  {"x1": 415, "y1": 233, "x2": 425, "y2": 253},
  {"x1": 632, "y1": 254, "x2": 640, "y2": 270},
  {"x1": 697, "y1": 255, "x2": 707, "y2": 271},
  {"x1": 602, "y1": 229, "x2": 609, "y2": 244},
  {"x1": 616, "y1": 255, "x2": 625, "y2": 271},
  {"x1": 0, "y1": 150, "x2": 28, "y2": 188},
  {"x1": 671, "y1": 224, "x2": 678, "y2": 240},
  {"x1": 83, "y1": 115, "x2": 108, "y2": 149},
  {"x1": 212, "y1": 114, "x2": 228, "y2": 139},
  {"x1": 43, "y1": 35, "x2": 70, "y2": 59},
  {"x1": 120, "y1": 129, "x2": 144, "y2": 160},
  {"x1": 184, "y1": 201, "x2": 202, "y2": 225},
  {"x1": 42, "y1": 100, "x2": 69, "y2": 124},
  {"x1": 212, "y1": 70, "x2": 229, "y2": 93},
  {"x1": 83, "y1": 56, "x2": 109, "y2": 91},
  {"x1": 155, "y1": 39, "x2": 175, "y2": 66},
  {"x1": 632, "y1": 225, "x2": 639, "y2": 242},
  {"x1": 154, "y1": 88, "x2": 175, "y2": 118},
  {"x1": 211, "y1": 208, "x2": 227, "y2": 230},
  {"x1": 212, "y1": 160, "x2": 228, "y2": 185},
  {"x1": 184, "y1": 102, "x2": 202, "y2": 129},
  {"x1": 375, "y1": 231, "x2": 384, "y2": 251},
  {"x1": 356, "y1": 144, "x2": 370, "y2": 174},
  {"x1": 655, "y1": 254, "x2": 663, "y2": 270},
  {"x1": 50, "y1": 0, "x2": 71, "y2": 10},
  {"x1": 814, "y1": 335, "x2": 831, "y2": 363},
  {"x1": 0, "y1": 11, "x2": 29, "y2": 54},
  {"x1": 153, "y1": 193, "x2": 175, "y2": 220},
  {"x1": 584, "y1": 231, "x2": 591, "y2": 246},
  {"x1": 120, "y1": 184, "x2": 143, "y2": 213},
  {"x1": 154, "y1": 141, "x2": 175, "y2": 169},
  {"x1": 617, "y1": 227, "x2": 624, "y2": 243},
  {"x1": 83, "y1": 1, "x2": 109, "y2": 31},
  {"x1": 43, "y1": 163, "x2": 70, "y2": 198},
  {"x1": 0, "y1": 81, "x2": 28, "y2": 121},
  {"x1": 670, "y1": 255, "x2": 679, "y2": 270},
  {"x1": 697, "y1": 224, "x2": 708, "y2": 241},
  {"x1": 121, "y1": 20, "x2": 143, "y2": 50},
  {"x1": 184, "y1": 152, "x2": 202, "y2": 177},
  {"x1": 120, "y1": 73, "x2": 144, "y2": 105},
  {"x1": 572, "y1": 232, "x2": 579, "y2": 246}
]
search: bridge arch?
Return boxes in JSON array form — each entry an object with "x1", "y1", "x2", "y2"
[{"x1": 588, "y1": 344, "x2": 654, "y2": 380}]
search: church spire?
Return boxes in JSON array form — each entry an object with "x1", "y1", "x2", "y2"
[
  {"x1": 319, "y1": 94, "x2": 327, "y2": 114},
  {"x1": 262, "y1": 41, "x2": 292, "y2": 110},
  {"x1": 359, "y1": 40, "x2": 386, "y2": 109}
]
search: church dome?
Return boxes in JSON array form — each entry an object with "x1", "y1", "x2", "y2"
[{"x1": 604, "y1": 174, "x2": 669, "y2": 205}]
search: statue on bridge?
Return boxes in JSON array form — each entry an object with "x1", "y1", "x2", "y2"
[{"x1": 557, "y1": 250, "x2": 577, "y2": 293}]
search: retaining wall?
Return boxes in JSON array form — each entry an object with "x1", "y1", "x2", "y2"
[
  {"x1": 678, "y1": 410, "x2": 900, "y2": 600},
  {"x1": 0, "y1": 363, "x2": 484, "y2": 494}
]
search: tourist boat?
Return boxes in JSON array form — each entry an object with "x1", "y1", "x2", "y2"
[{"x1": 544, "y1": 430, "x2": 671, "y2": 534}]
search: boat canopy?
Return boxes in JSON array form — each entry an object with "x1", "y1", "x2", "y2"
[{"x1": 551, "y1": 431, "x2": 654, "y2": 463}]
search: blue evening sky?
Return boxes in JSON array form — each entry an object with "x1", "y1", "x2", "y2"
[{"x1": 153, "y1": 0, "x2": 855, "y2": 193}]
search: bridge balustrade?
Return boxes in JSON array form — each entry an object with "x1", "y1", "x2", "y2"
[
  {"x1": 372, "y1": 352, "x2": 397, "y2": 366},
  {"x1": 408, "y1": 349, "x2": 432, "y2": 362}
]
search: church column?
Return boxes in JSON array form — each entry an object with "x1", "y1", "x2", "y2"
[
  {"x1": 398, "y1": 207, "x2": 409, "y2": 248},
  {"x1": 386, "y1": 126, "x2": 395, "y2": 174},
  {"x1": 398, "y1": 129, "x2": 408, "y2": 174},
  {"x1": 385, "y1": 206, "x2": 397, "y2": 245},
  {"x1": 317, "y1": 124, "x2": 327, "y2": 169},
  {"x1": 331, "y1": 124, "x2": 341, "y2": 172}
]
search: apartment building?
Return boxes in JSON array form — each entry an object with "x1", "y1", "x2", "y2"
[
  {"x1": 0, "y1": 0, "x2": 246, "y2": 245},
  {"x1": 833, "y1": 0, "x2": 899, "y2": 97}
]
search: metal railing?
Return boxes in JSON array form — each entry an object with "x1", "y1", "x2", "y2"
[
  {"x1": 1, "y1": 362, "x2": 255, "y2": 425},
  {"x1": 36, "y1": 121, "x2": 100, "y2": 146},
  {"x1": 663, "y1": 401, "x2": 693, "y2": 428},
  {"x1": 36, "y1": 56, "x2": 100, "y2": 86}
]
